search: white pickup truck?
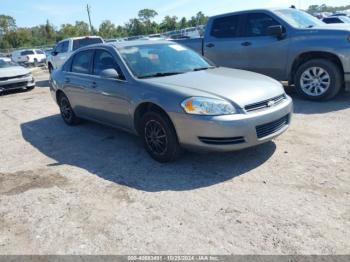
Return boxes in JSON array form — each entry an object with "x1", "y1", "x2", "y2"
[{"x1": 47, "y1": 36, "x2": 104, "y2": 73}]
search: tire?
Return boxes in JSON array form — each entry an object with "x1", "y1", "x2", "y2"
[
  {"x1": 141, "y1": 111, "x2": 182, "y2": 163},
  {"x1": 58, "y1": 93, "x2": 80, "y2": 126},
  {"x1": 295, "y1": 59, "x2": 343, "y2": 101},
  {"x1": 26, "y1": 85, "x2": 35, "y2": 91},
  {"x1": 48, "y1": 63, "x2": 53, "y2": 74}
]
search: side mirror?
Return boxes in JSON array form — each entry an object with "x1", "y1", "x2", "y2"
[
  {"x1": 100, "y1": 68, "x2": 120, "y2": 79},
  {"x1": 267, "y1": 25, "x2": 284, "y2": 39},
  {"x1": 51, "y1": 51, "x2": 58, "y2": 56}
]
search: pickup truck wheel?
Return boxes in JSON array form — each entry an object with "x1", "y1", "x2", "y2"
[
  {"x1": 295, "y1": 59, "x2": 342, "y2": 101},
  {"x1": 141, "y1": 111, "x2": 181, "y2": 163},
  {"x1": 58, "y1": 94, "x2": 80, "y2": 126}
]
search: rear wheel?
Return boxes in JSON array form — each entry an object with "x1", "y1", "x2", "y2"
[
  {"x1": 141, "y1": 111, "x2": 181, "y2": 163},
  {"x1": 295, "y1": 59, "x2": 343, "y2": 101},
  {"x1": 58, "y1": 93, "x2": 80, "y2": 125}
]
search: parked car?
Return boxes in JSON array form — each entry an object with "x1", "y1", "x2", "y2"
[
  {"x1": 322, "y1": 16, "x2": 350, "y2": 24},
  {"x1": 0, "y1": 57, "x2": 11, "y2": 62},
  {"x1": 0, "y1": 59, "x2": 35, "y2": 93},
  {"x1": 50, "y1": 41, "x2": 293, "y2": 162},
  {"x1": 11, "y1": 49, "x2": 46, "y2": 67},
  {"x1": 47, "y1": 36, "x2": 104, "y2": 73},
  {"x1": 175, "y1": 8, "x2": 350, "y2": 101}
]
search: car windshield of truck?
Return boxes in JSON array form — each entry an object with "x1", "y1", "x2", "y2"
[
  {"x1": 73, "y1": 38, "x2": 103, "y2": 51},
  {"x1": 118, "y1": 43, "x2": 214, "y2": 79},
  {"x1": 274, "y1": 9, "x2": 325, "y2": 28}
]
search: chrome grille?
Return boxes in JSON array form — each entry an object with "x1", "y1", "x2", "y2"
[{"x1": 245, "y1": 94, "x2": 286, "y2": 112}]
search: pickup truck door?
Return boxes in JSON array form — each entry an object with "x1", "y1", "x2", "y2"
[
  {"x1": 52, "y1": 40, "x2": 70, "y2": 69},
  {"x1": 204, "y1": 14, "x2": 251, "y2": 70},
  {"x1": 239, "y1": 12, "x2": 289, "y2": 80}
]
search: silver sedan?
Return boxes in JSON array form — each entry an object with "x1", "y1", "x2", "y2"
[{"x1": 50, "y1": 41, "x2": 293, "y2": 162}]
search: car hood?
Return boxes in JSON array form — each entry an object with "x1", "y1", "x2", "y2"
[
  {"x1": 0, "y1": 66, "x2": 30, "y2": 78},
  {"x1": 142, "y1": 67, "x2": 285, "y2": 108},
  {"x1": 311, "y1": 23, "x2": 350, "y2": 31}
]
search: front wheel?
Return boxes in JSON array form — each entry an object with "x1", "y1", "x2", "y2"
[
  {"x1": 295, "y1": 59, "x2": 343, "y2": 101},
  {"x1": 141, "y1": 111, "x2": 182, "y2": 163}
]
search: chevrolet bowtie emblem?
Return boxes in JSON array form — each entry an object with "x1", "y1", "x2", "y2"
[{"x1": 267, "y1": 100, "x2": 275, "y2": 107}]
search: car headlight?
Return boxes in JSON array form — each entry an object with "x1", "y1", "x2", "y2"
[{"x1": 181, "y1": 97, "x2": 236, "y2": 115}]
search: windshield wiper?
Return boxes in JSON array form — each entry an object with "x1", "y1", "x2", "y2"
[
  {"x1": 307, "y1": 25, "x2": 314, "y2": 28},
  {"x1": 138, "y1": 72, "x2": 184, "y2": 79},
  {"x1": 193, "y1": 66, "x2": 216, "y2": 71}
]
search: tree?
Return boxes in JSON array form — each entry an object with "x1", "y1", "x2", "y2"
[
  {"x1": 178, "y1": 17, "x2": 188, "y2": 29},
  {"x1": 138, "y1": 9, "x2": 158, "y2": 34},
  {"x1": 0, "y1": 15, "x2": 16, "y2": 36},
  {"x1": 160, "y1": 16, "x2": 178, "y2": 32},
  {"x1": 125, "y1": 18, "x2": 145, "y2": 36},
  {"x1": 138, "y1": 9, "x2": 158, "y2": 22},
  {"x1": 99, "y1": 20, "x2": 116, "y2": 38}
]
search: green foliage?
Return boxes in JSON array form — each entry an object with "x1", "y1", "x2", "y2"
[
  {"x1": 307, "y1": 4, "x2": 350, "y2": 14},
  {"x1": 0, "y1": 8, "x2": 210, "y2": 49}
]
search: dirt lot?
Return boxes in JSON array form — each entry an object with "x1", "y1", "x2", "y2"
[{"x1": 0, "y1": 72, "x2": 349, "y2": 254}]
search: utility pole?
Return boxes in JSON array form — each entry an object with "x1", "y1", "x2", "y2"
[{"x1": 86, "y1": 4, "x2": 93, "y2": 34}]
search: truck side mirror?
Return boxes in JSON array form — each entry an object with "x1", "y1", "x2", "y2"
[{"x1": 267, "y1": 25, "x2": 284, "y2": 39}]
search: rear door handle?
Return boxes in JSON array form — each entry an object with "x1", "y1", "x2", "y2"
[
  {"x1": 206, "y1": 43, "x2": 215, "y2": 48},
  {"x1": 241, "y1": 42, "x2": 252, "y2": 47}
]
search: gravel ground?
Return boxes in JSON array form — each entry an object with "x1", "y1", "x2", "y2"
[{"x1": 0, "y1": 72, "x2": 349, "y2": 254}]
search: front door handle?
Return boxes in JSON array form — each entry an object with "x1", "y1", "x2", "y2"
[
  {"x1": 206, "y1": 43, "x2": 215, "y2": 48},
  {"x1": 91, "y1": 81, "x2": 97, "y2": 88},
  {"x1": 241, "y1": 41, "x2": 252, "y2": 47}
]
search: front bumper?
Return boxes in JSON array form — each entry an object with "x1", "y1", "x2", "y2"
[
  {"x1": 170, "y1": 96, "x2": 293, "y2": 152},
  {"x1": 0, "y1": 75, "x2": 35, "y2": 91}
]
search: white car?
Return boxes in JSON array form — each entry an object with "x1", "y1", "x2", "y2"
[
  {"x1": 47, "y1": 36, "x2": 104, "y2": 73},
  {"x1": 11, "y1": 49, "x2": 46, "y2": 66}
]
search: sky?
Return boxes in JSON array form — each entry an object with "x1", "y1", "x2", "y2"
[{"x1": 1, "y1": 0, "x2": 349, "y2": 28}]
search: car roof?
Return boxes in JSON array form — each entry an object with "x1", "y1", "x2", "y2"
[
  {"x1": 210, "y1": 8, "x2": 289, "y2": 19},
  {"x1": 109, "y1": 40, "x2": 175, "y2": 48}
]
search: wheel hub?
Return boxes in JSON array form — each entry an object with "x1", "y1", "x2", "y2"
[{"x1": 300, "y1": 66, "x2": 331, "y2": 96}]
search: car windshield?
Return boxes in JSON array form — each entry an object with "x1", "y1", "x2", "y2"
[
  {"x1": 340, "y1": 16, "x2": 350, "y2": 23},
  {"x1": 118, "y1": 43, "x2": 214, "y2": 78},
  {"x1": 0, "y1": 60, "x2": 17, "y2": 68},
  {"x1": 274, "y1": 9, "x2": 325, "y2": 28}
]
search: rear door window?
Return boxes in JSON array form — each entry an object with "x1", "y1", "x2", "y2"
[
  {"x1": 71, "y1": 50, "x2": 94, "y2": 74},
  {"x1": 243, "y1": 13, "x2": 281, "y2": 37},
  {"x1": 73, "y1": 38, "x2": 103, "y2": 51},
  {"x1": 21, "y1": 50, "x2": 34, "y2": 55},
  {"x1": 323, "y1": 17, "x2": 341, "y2": 23},
  {"x1": 210, "y1": 15, "x2": 241, "y2": 38}
]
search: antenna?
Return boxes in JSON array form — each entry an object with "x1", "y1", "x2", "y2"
[{"x1": 86, "y1": 4, "x2": 93, "y2": 34}]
